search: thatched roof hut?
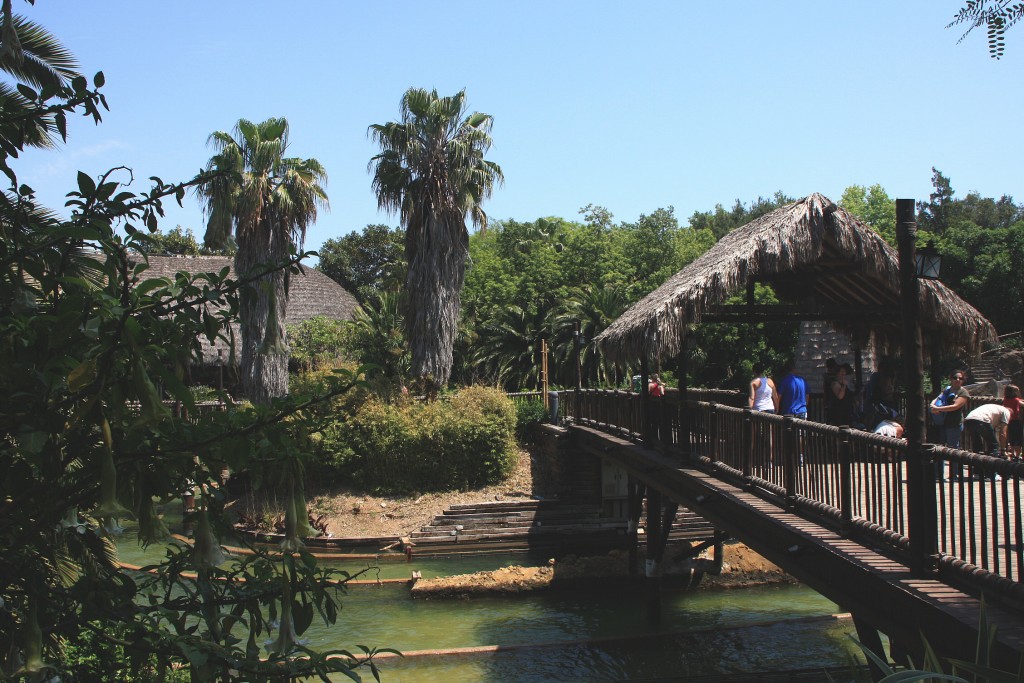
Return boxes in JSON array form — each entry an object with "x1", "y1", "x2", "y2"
[
  {"x1": 136, "y1": 255, "x2": 359, "y2": 367},
  {"x1": 595, "y1": 193, "x2": 997, "y2": 365}
]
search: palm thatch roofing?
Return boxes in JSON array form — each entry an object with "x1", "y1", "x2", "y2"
[
  {"x1": 595, "y1": 193, "x2": 997, "y2": 364},
  {"x1": 136, "y1": 255, "x2": 359, "y2": 366}
]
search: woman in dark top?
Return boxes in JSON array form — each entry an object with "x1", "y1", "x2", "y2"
[{"x1": 827, "y1": 363, "x2": 856, "y2": 426}]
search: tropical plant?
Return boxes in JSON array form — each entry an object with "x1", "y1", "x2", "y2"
[
  {"x1": 197, "y1": 117, "x2": 328, "y2": 404},
  {"x1": 351, "y1": 289, "x2": 409, "y2": 382},
  {"x1": 949, "y1": 0, "x2": 1023, "y2": 58},
  {"x1": 0, "y1": 8, "x2": 81, "y2": 155},
  {"x1": 473, "y1": 304, "x2": 552, "y2": 390},
  {"x1": 0, "y1": 13, "x2": 390, "y2": 678},
  {"x1": 369, "y1": 88, "x2": 503, "y2": 391},
  {"x1": 552, "y1": 285, "x2": 632, "y2": 387}
]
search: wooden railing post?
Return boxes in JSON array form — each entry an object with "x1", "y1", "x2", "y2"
[
  {"x1": 839, "y1": 426, "x2": 853, "y2": 536},
  {"x1": 919, "y1": 443, "x2": 938, "y2": 562},
  {"x1": 742, "y1": 408, "x2": 753, "y2": 484},
  {"x1": 709, "y1": 403, "x2": 719, "y2": 462},
  {"x1": 783, "y1": 416, "x2": 797, "y2": 508}
]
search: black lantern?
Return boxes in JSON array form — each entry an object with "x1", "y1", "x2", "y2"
[{"x1": 915, "y1": 240, "x2": 942, "y2": 280}]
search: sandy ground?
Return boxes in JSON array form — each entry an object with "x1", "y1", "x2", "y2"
[
  {"x1": 232, "y1": 447, "x2": 792, "y2": 592},
  {"x1": 411, "y1": 543, "x2": 792, "y2": 597},
  {"x1": 233, "y1": 448, "x2": 541, "y2": 539}
]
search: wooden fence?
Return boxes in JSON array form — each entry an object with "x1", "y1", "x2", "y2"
[{"x1": 558, "y1": 387, "x2": 1024, "y2": 607}]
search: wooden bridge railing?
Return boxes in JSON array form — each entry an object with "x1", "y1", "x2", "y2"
[{"x1": 560, "y1": 388, "x2": 1024, "y2": 607}]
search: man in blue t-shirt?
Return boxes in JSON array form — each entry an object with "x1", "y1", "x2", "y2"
[{"x1": 778, "y1": 360, "x2": 808, "y2": 419}]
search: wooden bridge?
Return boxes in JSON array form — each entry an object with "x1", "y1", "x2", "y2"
[{"x1": 552, "y1": 387, "x2": 1024, "y2": 670}]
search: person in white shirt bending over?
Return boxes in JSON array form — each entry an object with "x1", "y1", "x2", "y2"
[
  {"x1": 874, "y1": 419, "x2": 905, "y2": 439},
  {"x1": 963, "y1": 403, "x2": 1012, "y2": 459}
]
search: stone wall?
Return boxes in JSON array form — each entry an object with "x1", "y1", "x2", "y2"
[{"x1": 795, "y1": 321, "x2": 879, "y2": 388}]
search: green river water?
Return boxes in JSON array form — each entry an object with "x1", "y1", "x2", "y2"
[{"x1": 116, "y1": 523, "x2": 864, "y2": 682}]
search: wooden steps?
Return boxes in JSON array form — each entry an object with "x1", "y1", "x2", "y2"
[{"x1": 408, "y1": 499, "x2": 717, "y2": 554}]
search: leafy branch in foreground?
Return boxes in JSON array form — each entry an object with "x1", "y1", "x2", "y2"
[
  {"x1": 0, "y1": 7, "x2": 385, "y2": 681},
  {"x1": 949, "y1": 0, "x2": 1024, "y2": 59}
]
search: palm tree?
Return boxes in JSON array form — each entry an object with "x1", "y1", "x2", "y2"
[
  {"x1": 552, "y1": 285, "x2": 631, "y2": 387},
  {"x1": 351, "y1": 290, "x2": 408, "y2": 380},
  {"x1": 0, "y1": 11, "x2": 82, "y2": 155},
  {"x1": 197, "y1": 117, "x2": 327, "y2": 403},
  {"x1": 473, "y1": 305, "x2": 551, "y2": 390},
  {"x1": 369, "y1": 88, "x2": 502, "y2": 391}
]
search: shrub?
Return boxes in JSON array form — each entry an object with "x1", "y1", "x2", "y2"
[
  {"x1": 287, "y1": 315, "x2": 355, "y2": 373},
  {"x1": 290, "y1": 363, "x2": 367, "y2": 482},
  {"x1": 346, "y1": 386, "x2": 517, "y2": 493},
  {"x1": 515, "y1": 397, "x2": 549, "y2": 438}
]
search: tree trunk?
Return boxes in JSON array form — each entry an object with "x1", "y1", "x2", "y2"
[
  {"x1": 236, "y1": 220, "x2": 291, "y2": 404},
  {"x1": 404, "y1": 209, "x2": 467, "y2": 388}
]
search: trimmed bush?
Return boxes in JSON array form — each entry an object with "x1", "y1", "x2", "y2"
[
  {"x1": 515, "y1": 397, "x2": 549, "y2": 439},
  {"x1": 346, "y1": 386, "x2": 518, "y2": 494}
]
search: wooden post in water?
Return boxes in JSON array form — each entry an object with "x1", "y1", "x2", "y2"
[
  {"x1": 896, "y1": 198, "x2": 938, "y2": 576},
  {"x1": 645, "y1": 487, "x2": 663, "y2": 623},
  {"x1": 627, "y1": 478, "x2": 645, "y2": 578}
]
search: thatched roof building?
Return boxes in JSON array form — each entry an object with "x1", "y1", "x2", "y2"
[
  {"x1": 595, "y1": 193, "x2": 997, "y2": 365},
  {"x1": 137, "y1": 255, "x2": 359, "y2": 367}
]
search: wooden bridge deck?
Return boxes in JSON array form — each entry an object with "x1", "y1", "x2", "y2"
[{"x1": 574, "y1": 424, "x2": 1024, "y2": 668}]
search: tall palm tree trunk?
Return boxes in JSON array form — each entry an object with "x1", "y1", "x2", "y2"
[
  {"x1": 405, "y1": 210, "x2": 467, "y2": 387},
  {"x1": 236, "y1": 221, "x2": 290, "y2": 403}
]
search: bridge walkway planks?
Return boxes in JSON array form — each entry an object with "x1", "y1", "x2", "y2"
[{"x1": 573, "y1": 424, "x2": 1024, "y2": 669}]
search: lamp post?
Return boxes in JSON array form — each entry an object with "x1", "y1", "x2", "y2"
[{"x1": 896, "y1": 199, "x2": 938, "y2": 576}]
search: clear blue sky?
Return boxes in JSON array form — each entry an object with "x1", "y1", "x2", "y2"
[{"x1": 18, "y1": 1, "x2": 1023, "y2": 257}]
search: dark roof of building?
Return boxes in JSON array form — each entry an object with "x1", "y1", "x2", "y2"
[{"x1": 136, "y1": 254, "x2": 359, "y2": 366}]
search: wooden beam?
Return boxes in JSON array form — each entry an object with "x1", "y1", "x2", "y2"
[{"x1": 704, "y1": 304, "x2": 901, "y2": 323}]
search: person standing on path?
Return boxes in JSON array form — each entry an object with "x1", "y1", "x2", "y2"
[
  {"x1": 930, "y1": 371, "x2": 970, "y2": 449},
  {"x1": 930, "y1": 370, "x2": 971, "y2": 481},
  {"x1": 827, "y1": 363, "x2": 856, "y2": 426},
  {"x1": 748, "y1": 363, "x2": 779, "y2": 413},
  {"x1": 778, "y1": 360, "x2": 807, "y2": 420},
  {"x1": 1001, "y1": 384, "x2": 1023, "y2": 460}
]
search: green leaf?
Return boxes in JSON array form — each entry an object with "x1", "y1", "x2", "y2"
[
  {"x1": 135, "y1": 277, "x2": 171, "y2": 297},
  {"x1": 20, "y1": 431, "x2": 48, "y2": 454},
  {"x1": 77, "y1": 171, "x2": 96, "y2": 196},
  {"x1": 94, "y1": 71, "x2": 105, "y2": 88},
  {"x1": 16, "y1": 84, "x2": 36, "y2": 100},
  {"x1": 293, "y1": 601, "x2": 314, "y2": 635},
  {"x1": 67, "y1": 359, "x2": 96, "y2": 391}
]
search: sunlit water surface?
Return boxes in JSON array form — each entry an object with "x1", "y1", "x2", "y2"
[{"x1": 115, "y1": 516, "x2": 862, "y2": 682}]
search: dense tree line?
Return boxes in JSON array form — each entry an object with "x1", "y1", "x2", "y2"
[{"x1": 318, "y1": 176, "x2": 1023, "y2": 394}]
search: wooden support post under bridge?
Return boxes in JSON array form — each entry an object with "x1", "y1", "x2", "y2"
[
  {"x1": 644, "y1": 488, "x2": 679, "y2": 624},
  {"x1": 627, "y1": 477, "x2": 645, "y2": 578}
]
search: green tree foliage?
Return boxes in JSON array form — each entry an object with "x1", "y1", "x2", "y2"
[
  {"x1": 369, "y1": 88, "x2": 503, "y2": 390},
  {"x1": 197, "y1": 117, "x2": 328, "y2": 404},
  {"x1": 686, "y1": 192, "x2": 794, "y2": 241},
  {"x1": 316, "y1": 223, "x2": 405, "y2": 304},
  {"x1": 473, "y1": 304, "x2": 553, "y2": 389},
  {"x1": 350, "y1": 289, "x2": 409, "y2": 382},
  {"x1": 840, "y1": 184, "x2": 897, "y2": 244},
  {"x1": 550, "y1": 285, "x2": 632, "y2": 387},
  {"x1": 686, "y1": 285, "x2": 800, "y2": 389},
  {"x1": 287, "y1": 314, "x2": 354, "y2": 373},
  {"x1": 949, "y1": 0, "x2": 1023, "y2": 58},
  {"x1": 133, "y1": 224, "x2": 201, "y2": 255},
  {"x1": 0, "y1": 14, "x2": 386, "y2": 680}
]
